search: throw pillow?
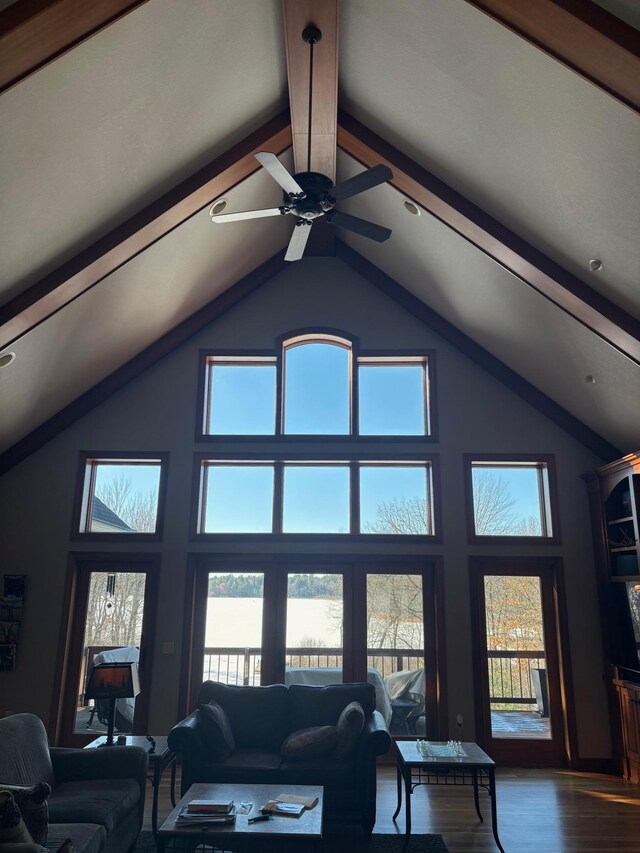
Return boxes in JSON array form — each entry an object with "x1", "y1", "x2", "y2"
[
  {"x1": 0, "y1": 781, "x2": 51, "y2": 844},
  {"x1": 199, "y1": 700, "x2": 236, "y2": 760},
  {"x1": 281, "y1": 725, "x2": 338, "y2": 760},
  {"x1": 0, "y1": 790, "x2": 37, "y2": 846},
  {"x1": 335, "y1": 700, "x2": 365, "y2": 759},
  {"x1": 56, "y1": 838, "x2": 75, "y2": 853}
]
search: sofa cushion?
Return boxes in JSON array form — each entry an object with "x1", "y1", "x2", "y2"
[
  {"x1": 198, "y1": 749, "x2": 283, "y2": 784},
  {"x1": 335, "y1": 701, "x2": 365, "y2": 760},
  {"x1": 281, "y1": 726, "x2": 338, "y2": 760},
  {"x1": 45, "y1": 823, "x2": 106, "y2": 853},
  {"x1": 0, "y1": 781, "x2": 51, "y2": 844},
  {"x1": 0, "y1": 714, "x2": 55, "y2": 788},
  {"x1": 48, "y1": 779, "x2": 139, "y2": 835},
  {"x1": 0, "y1": 791, "x2": 37, "y2": 846},
  {"x1": 197, "y1": 682, "x2": 289, "y2": 750},
  {"x1": 279, "y1": 757, "x2": 355, "y2": 788},
  {"x1": 199, "y1": 701, "x2": 235, "y2": 760},
  {"x1": 288, "y1": 683, "x2": 375, "y2": 732}
]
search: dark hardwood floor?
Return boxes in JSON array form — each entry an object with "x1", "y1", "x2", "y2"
[{"x1": 145, "y1": 765, "x2": 640, "y2": 852}]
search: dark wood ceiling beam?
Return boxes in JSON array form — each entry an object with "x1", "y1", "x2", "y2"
[
  {"x1": 0, "y1": 0, "x2": 151, "y2": 95},
  {"x1": 463, "y1": 0, "x2": 640, "y2": 113},
  {"x1": 338, "y1": 111, "x2": 640, "y2": 367},
  {"x1": 0, "y1": 250, "x2": 288, "y2": 477},
  {"x1": 282, "y1": 0, "x2": 338, "y2": 180},
  {"x1": 0, "y1": 112, "x2": 292, "y2": 350},
  {"x1": 337, "y1": 241, "x2": 621, "y2": 462}
]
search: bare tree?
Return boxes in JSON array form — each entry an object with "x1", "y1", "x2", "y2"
[{"x1": 96, "y1": 473, "x2": 158, "y2": 533}]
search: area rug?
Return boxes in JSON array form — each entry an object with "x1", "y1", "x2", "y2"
[{"x1": 133, "y1": 829, "x2": 450, "y2": 852}]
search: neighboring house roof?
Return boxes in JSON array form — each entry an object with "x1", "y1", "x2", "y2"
[
  {"x1": 0, "y1": 0, "x2": 638, "y2": 474},
  {"x1": 91, "y1": 496, "x2": 132, "y2": 532}
]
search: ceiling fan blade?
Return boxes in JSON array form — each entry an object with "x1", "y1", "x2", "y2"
[
  {"x1": 210, "y1": 207, "x2": 287, "y2": 223},
  {"x1": 330, "y1": 164, "x2": 393, "y2": 203},
  {"x1": 255, "y1": 152, "x2": 305, "y2": 196},
  {"x1": 327, "y1": 210, "x2": 392, "y2": 242},
  {"x1": 285, "y1": 221, "x2": 312, "y2": 262}
]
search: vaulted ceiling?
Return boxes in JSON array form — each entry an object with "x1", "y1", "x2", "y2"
[{"x1": 0, "y1": 0, "x2": 638, "y2": 472}]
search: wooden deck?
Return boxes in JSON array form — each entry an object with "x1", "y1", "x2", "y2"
[{"x1": 490, "y1": 709, "x2": 551, "y2": 739}]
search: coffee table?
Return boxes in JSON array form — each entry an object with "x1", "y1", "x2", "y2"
[
  {"x1": 156, "y1": 782, "x2": 323, "y2": 852},
  {"x1": 393, "y1": 741, "x2": 505, "y2": 853}
]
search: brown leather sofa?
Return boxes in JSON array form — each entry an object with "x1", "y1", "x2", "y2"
[
  {"x1": 168, "y1": 680, "x2": 391, "y2": 834},
  {"x1": 0, "y1": 714, "x2": 147, "y2": 853}
]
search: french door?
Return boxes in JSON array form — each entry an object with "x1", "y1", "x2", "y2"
[
  {"x1": 185, "y1": 556, "x2": 444, "y2": 740},
  {"x1": 56, "y1": 555, "x2": 158, "y2": 746},
  {"x1": 469, "y1": 557, "x2": 574, "y2": 765}
]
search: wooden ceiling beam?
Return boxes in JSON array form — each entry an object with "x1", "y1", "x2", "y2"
[
  {"x1": 282, "y1": 0, "x2": 338, "y2": 181},
  {"x1": 338, "y1": 111, "x2": 640, "y2": 367},
  {"x1": 0, "y1": 112, "x2": 292, "y2": 350},
  {"x1": 463, "y1": 0, "x2": 640, "y2": 114},
  {"x1": 0, "y1": 0, "x2": 151, "y2": 95}
]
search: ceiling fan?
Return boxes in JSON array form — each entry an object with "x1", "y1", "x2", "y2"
[{"x1": 210, "y1": 18, "x2": 393, "y2": 262}]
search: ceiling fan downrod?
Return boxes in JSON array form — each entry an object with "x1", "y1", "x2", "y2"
[{"x1": 302, "y1": 25, "x2": 322, "y2": 174}]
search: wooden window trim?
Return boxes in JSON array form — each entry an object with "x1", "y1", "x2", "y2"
[
  {"x1": 463, "y1": 453, "x2": 561, "y2": 545},
  {"x1": 71, "y1": 451, "x2": 169, "y2": 542}
]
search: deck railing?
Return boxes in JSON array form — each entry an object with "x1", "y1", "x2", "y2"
[
  {"x1": 487, "y1": 649, "x2": 546, "y2": 708},
  {"x1": 202, "y1": 646, "x2": 545, "y2": 709}
]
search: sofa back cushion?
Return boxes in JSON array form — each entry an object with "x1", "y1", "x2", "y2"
[
  {"x1": 288, "y1": 683, "x2": 375, "y2": 733},
  {"x1": 197, "y1": 682, "x2": 289, "y2": 750},
  {"x1": 0, "y1": 714, "x2": 54, "y2": 788}
]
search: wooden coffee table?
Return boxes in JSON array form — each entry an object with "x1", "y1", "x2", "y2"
[{"x1": 156, "y1": 782, "x2": 323, "y2": 852}]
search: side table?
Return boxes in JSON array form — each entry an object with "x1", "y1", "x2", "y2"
[{"x1": 84, "y1": 735, "x2": 177, "y2": 838}]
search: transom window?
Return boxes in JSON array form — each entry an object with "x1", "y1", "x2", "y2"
[
  {"x1": 75, "y1": 454, "x2": 168, "y2": 538},
  {"x1": 199, "y1": 333, "x2": 434, "y2": 439},
  {"x1": 464, "y1": 455, "x2": 558, "y2": 541},
  {"x1": 195, "y1": 458, "x2": 436, "y2": 536}
]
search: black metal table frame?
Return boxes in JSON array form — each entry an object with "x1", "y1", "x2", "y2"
[
  {"x1": 151, "y1": 745, "x2": 178, "y2": 838},
  {"x1": 393, "y1": 756, "x2": 505, "y2": 853}
]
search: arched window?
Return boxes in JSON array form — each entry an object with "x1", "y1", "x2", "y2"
[{"x1": 282, "y1": 334, "x2": 351, "y2": 435}]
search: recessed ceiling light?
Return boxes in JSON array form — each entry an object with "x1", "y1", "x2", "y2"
[
  {"x1": 209, "y1": 199, "x2": 228, "y2": 217},
  {"x1": 585, "y1": 374, "x2": 596, "y2": 384},
  {"x1": 0, "y1": 352, "x2": 16, "y2": 369},
  {"x1": 403, "y1": 200, "x2": 421, "y2": 216},
  {"x1": 589, "y1": 258, "x2": 603, "y2": 272}
]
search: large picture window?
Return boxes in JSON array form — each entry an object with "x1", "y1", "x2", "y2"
[{"x1": 193, "y1": 457, "x2": 437, "y2": 537}]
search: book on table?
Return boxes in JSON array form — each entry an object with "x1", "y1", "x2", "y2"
[
  {"x1": 175, "y1": 805, "x2": 236, "y2": 825},
  {"x1": 186, "y1": 800, "x2": 234, "y2": 814}
]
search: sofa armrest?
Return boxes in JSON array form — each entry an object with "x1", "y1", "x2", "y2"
[
  {"x1": 168, "y1": 710, "x2": 208, "y2": 795},
  {"x1": 356, "y1": 710, "x2": 392, "y2": 765},
  {"x1": 50, "y1": 746, "x2": 148, "y2": 785}
]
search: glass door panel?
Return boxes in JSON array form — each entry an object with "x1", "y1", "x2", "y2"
[
  {"x1": 205, "y1": 572, "x2": 264, "y2": 685},
  {"x1": 366, "y1": 573, "x2": 425, "y2": 736},
  {"x1": 72, "y1": 569, "x2": 149, "y2": 737},
  {"x1": 484, "y1": 575, "x2": 551, "y2": 740},
  {"x1": 284, "y1": 573, "x2": 344, "y2": 686}
]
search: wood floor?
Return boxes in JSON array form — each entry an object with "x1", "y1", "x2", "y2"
[{"x1": 146, "y1": 765, "x2": 640, "y2": 852}]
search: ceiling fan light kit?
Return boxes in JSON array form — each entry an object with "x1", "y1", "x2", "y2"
[{"x1": 210, "y1": 21, "x2": 393, "y2": 261}]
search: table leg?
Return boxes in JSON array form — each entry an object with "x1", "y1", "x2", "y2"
[
  {"x1": 472, "y1": 768, "x2": 483, "y2": 822},
  {"x1": 393, "y1": 761, "x2": 403, "y2": 821},
  {"x1": 404, "y1": 764, "x2": 412, "y2": 839},
  {"x1": 169, "y1": 755, "x2": 177, "y2": 807},
  {"x1": 152, "y1": 759, "x2": 160, "y2": 838},
  {"x1": 488, "y1": 767, "x2": 506, "y2": 853}
]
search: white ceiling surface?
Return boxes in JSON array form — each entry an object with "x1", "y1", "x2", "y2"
[
  {"x1": 0, "y1": 0, "x2": 287, "y2": 303},
  {"x1": 0, "y1": 0, "x2": 639, "y2": 459},
  {"x1": 336, "y1": 151, "x2": 640, "y2": 454},
  {"x1": 0, "y1": 163, "x2": 292, "y2": 453},
  {"x1": 340, "y1": 0, "x2": 640, "y2": 320}
]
